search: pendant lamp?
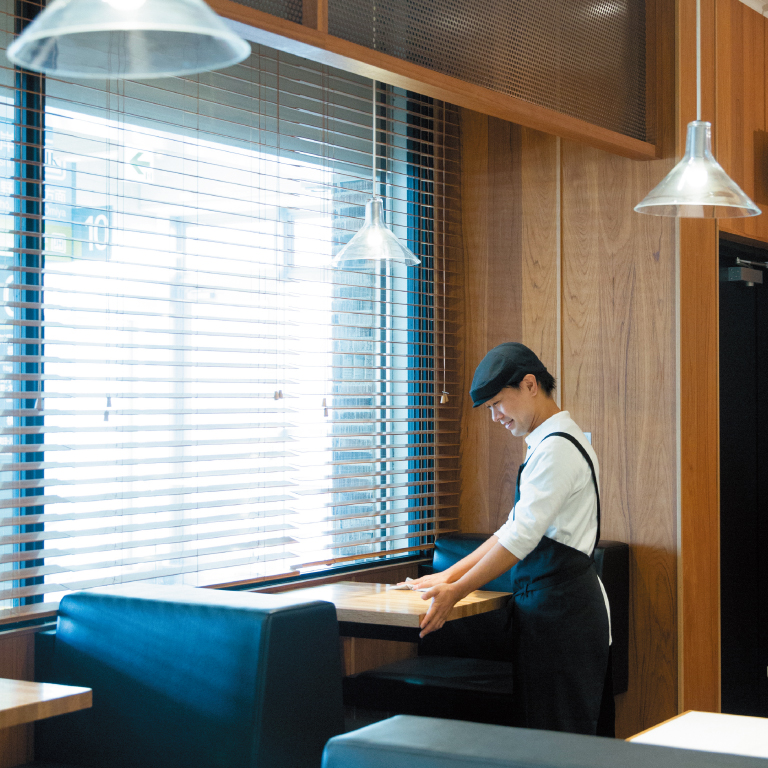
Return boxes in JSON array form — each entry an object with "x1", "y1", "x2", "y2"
[
  {"x1": 333, "y1": 82, "x2": 420, "y2": 267},
  {"x1": 634, "y1": 0, "x2": 760, "y2": 218},
  {"x1": 6, "y1": 0, "x2": 250, "y2": 80}
]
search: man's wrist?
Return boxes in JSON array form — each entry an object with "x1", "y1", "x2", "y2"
[
  {"x1": 443, "y1": 566, "x2": 459, "y2": 583},
  {"x1": 448, "y1": 579, "x2": 473, "y2": 602}
]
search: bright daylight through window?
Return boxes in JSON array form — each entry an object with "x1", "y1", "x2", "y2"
[{"x1": 0, "y1": 14, "x2": 461, "y2": 621}]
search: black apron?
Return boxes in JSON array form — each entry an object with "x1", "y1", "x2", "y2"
[{"x1": 507, "y1": 431, "x2": 610, "y2": 735}]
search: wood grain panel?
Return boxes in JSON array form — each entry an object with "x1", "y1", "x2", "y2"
[
  {"x1": 289, "y1": 581, "x2": 510, "y2": 628},
  {"x1": 486, "y1": 119, "x2": 525, "y2": 530},
  {"x1": 0, "y1": 679, "x2": 91, "y2": 729},
  {"x1": 560, "y1": 140, "x2": 678, "y2": 737},
  {"x1": 301, "y1": 0, "x2": 328, "y2": 33},
  {"x1": 341, "y1": 637, "x2": 416, "y2": 676},
  {"x1": 210, "y1": 0, "x2": 659, "y2": 161},
  {"x1": 716, "y1": 0, "x2": 768, "y2": 243},
  {"x1": 647, "y1": 0, "x2": 677, "y2": 160},
  {"x1": 458, "y1": 111, "x2": 525, "y2": 534},
  {"x1": 0, "y1": 633, "x2": 35, "y2": 768},
  {"x1": 457, "y1": 2, "x2": 680, "y2": 730},
  {"x1": 459, "y1": 109, "x2": 492, "y2": 533},
  {"x1": 520, "y1": 129, "x2": 560, "y2": 381},
  {"x1": 677, "y1": 0, "x2": 721, "y2": 714},
  {"x1": 679, "y1": 218, "x2": 721, "y2": 713}
]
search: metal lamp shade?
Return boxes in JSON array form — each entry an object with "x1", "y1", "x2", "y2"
[
  {"x1": 635, "y1": 121, "x2": 761, "y2": 218},
  {"x1": 6, "y1": 0, "x2": 250, "y2": 79},
  {"x1": 332, "y1": 197, "x2": 420, "y2": 267}
]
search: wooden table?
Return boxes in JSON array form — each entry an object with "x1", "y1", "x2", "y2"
[
  {"x1": 628, "y1": 710, "x2": 768, "y2": 759},
  {"x1": 286, "y1": 580, "x2": 511, "y2": 676},
  {"x1": 292, "y1": 580, "x2": 511, "y2": 636},
  {"x1": 0, "y1": 678, "x2": 92, "y2": 729}
]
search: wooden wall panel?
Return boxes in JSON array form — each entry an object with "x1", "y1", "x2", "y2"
[
  {"x1": 0, "y1": 632, "x2": 35, "y2": 768},
  {"x1": 458, "y1": 111, "x2": 525, "y2": 534},
  {"x1": 301, "y1": 0, "x2": 328, "y2": 33},
  {"x1": 455, "y1": 0, "x2": 679, "y2": 733},
  {"x1": 560, "y1": 141, "x2": 678, "y2": 737},
  {"x1": 716, "y1": 0, "x2": 768, "y2": 243},
  {"x1": 458, "y1": 103, "x2": 678, "y2": 736},
  {"x1": 458, "y1": 109, "x2": 492, "y2": 533},
  {"x1": 679, "y1": 218, "x2": 721, "y2": 713},
  {"x1": 520, "y1": 129, "x2": 560, "y2": 379},
  {"x1": 486, "y1": 119, "x2": 525, "y2": 530},
  {"x1": 677, "y1": 0, "x2": 721, "y2": 714}
]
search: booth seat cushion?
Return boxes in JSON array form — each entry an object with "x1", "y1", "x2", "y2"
[
  {"x1": 32, "y1": 583, "x2": 344, "y2": 768},
  {"x1": 343, "y1": 657, "x2": 516, "y2": 726},
  {"x1": 322, "y1": 715, "x2": 768, "y2": 768}
]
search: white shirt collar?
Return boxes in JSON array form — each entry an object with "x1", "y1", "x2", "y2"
[{"x1": 525, "y1": 410, "x2": 570, "y2": 453}]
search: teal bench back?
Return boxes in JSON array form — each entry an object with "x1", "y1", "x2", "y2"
[{"x1": 36, "y1": 584, "x2": 344, "y2": 768}]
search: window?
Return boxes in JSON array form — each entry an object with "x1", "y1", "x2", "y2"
[{"x1": 0, "y1": 5, "x2": 460, "y2": 621}]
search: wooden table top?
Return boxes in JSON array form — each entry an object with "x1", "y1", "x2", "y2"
[
  {"x1": 0, "y1": 678, "x2": 92, "y2": 729},
  {"x1": 628, "y1": 710, "x2": 768, "y2": 759},
  {"x1": 291, "y1": 580, "x2": 511, "y2": 628}
]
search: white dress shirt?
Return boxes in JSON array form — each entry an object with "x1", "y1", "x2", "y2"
[
  {"x1": 494, "y1": 410, "x2": 611, "y2": 642},
  {"x1": 495, "y1": 410, "x2": 599, "y2": 560}
]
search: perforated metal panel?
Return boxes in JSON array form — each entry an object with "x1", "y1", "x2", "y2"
[
  {"x1": 233, "y1": 0, "x2": 302, "y2": 23},
  {"x1": 328, "y1": 0, "x2": 649, "y2": 142}
]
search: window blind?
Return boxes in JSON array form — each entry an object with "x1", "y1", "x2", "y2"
[{"x1": 0, "y1": 0, "x2": 462, "y2": 622}]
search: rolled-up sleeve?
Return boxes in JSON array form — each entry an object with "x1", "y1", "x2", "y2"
[{"x1": 494, "y1": 441, "x2": 582, "y2": 560}]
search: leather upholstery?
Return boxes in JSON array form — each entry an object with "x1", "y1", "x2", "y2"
[
  {"x1": 431, "y1": 533, "x2": 514, "y2": 592},
  {"x1": 344, "y1": 657, "x2": 516, "y2": 726},
  {"x1": 322, "y1": 715, "x2": 768, "y2": 768},
  {"x1": 32, "y1": 583, "x2": 344, "y2": 768}
]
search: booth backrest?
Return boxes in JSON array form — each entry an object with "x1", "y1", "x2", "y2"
[
  {"x1": 322, "y1": 715, "x2": 766, "y2": 768},
  {"x1": 426, "y1": 534, "x2": 629, "y2": 694},
  {"x1": 34, "y1": 584, "x2": 344, "y2": 768}
]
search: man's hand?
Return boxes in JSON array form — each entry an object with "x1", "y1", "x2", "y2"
[
  {"x1": 416, "y1": 541, "x2": 519, "y2": 638},
  {"x1": 397, "y1": 571, "x2": 453, "y2": 590},
  {"x1": 418, "y1": 583, "x2": 464, "y2": 638}
]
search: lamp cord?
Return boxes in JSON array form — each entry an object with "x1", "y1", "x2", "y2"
[
  {"x1": 696, "y1": 0, "x2": 701, "y2": 121},
  {"x1": 372, "y1": 79, "x2": 376, "y2": 196}
]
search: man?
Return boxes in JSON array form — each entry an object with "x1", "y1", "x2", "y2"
[{"x1": 407, "y1": 342, "x2": 611, "y2": 735}]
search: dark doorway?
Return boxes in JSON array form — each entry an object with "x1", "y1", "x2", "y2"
[{"x1": 719, "y1": 236, "x2": 768, "y2": 717}]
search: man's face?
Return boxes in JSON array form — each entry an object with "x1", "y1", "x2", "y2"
[{"x1": 486, "y1": 379, "x2": 536, "y2": 437}]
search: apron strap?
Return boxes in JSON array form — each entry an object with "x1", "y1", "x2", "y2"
[{"x1": 514, "y1": 431, "x2": 601, "y2": 555}]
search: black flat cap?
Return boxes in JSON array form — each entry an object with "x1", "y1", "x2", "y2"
[{"x1": 470, "y1": 342, "x2": 548, "y2": 407}]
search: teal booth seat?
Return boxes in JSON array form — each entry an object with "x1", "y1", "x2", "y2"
[
  {"x1": 29, "y1": 584, "x2": 345, "y2": 768},
  {"x1": 322, "y1": 715, "x2": 768, "y2": 768}
]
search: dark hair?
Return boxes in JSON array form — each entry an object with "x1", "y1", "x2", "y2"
[{"x1": 508, "y1": 370, "x2": 557, "y2": 397}]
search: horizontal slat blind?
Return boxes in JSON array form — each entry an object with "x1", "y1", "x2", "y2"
[{"x1": 0, "y1": 0, "x2": 462, "y2": 621}]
